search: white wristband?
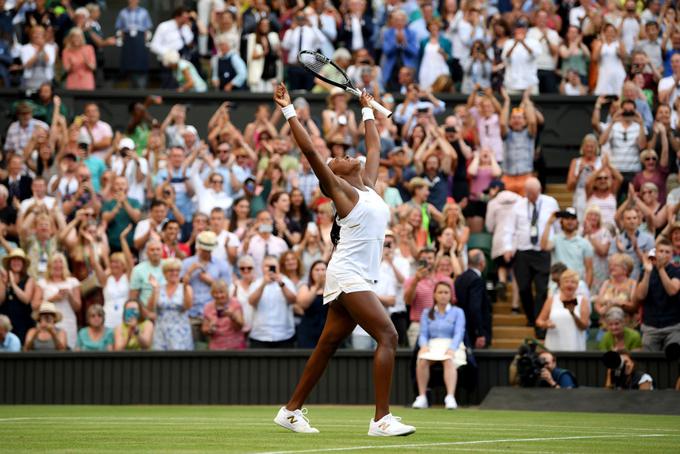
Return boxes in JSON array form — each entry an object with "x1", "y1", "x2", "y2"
[
  {"x1": 362, "y1": 107, "x2": 375, "y2": 122},
  {"x1": 281, "y1": 105, "x2": 297, "y2": 120}
]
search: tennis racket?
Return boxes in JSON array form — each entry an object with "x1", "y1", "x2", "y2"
[{"x1": 298, "y1": 50, "x2": 393, "y2": 118}]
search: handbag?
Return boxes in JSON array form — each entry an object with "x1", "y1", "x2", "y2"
[{"x1": 80, "y1": 273, "x2": 101, "y2": 298}]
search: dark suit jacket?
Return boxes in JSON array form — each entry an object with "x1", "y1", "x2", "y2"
[
  {"x1": 1, "y1": 174, "x2": 33, "y2": 202},
  {"x1": 454, "y1": 269, "x2": 492, "y2": 344},
  {"x1": 338, "y1": 13, "x2": 374, "y2": 54}
]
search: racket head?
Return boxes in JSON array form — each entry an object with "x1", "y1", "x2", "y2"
[{"x1": 298, "y1": 50, "x2": 353, "y2": 90}]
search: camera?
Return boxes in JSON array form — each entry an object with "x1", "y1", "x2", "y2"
[
  {"x1": 163, "y1": 189, "x2": 172, "y2": 197},
  {"x1": 268, "y1": 265, "x2": 277, "y2": 273},
  {"x1": 516, "y1": 340, "x2": 547, "y2": 387},
  {"x1": 338, "y1": 115, "x2": 347, "y2": 126},
  {"x1": 417, "y1": 259, "x2": 429, "y2": 269},
  {"x1": 622, "y1": 110, "x2": 635, "y2": 117}
]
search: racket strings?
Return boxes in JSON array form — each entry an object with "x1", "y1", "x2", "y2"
[{"x1": 299, "y1": 52, "x2": 349, "y2": 86}]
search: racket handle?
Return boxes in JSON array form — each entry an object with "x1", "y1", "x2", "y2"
[{"x1": 370, "y1": 99, "x2": 392, "y2": 118}]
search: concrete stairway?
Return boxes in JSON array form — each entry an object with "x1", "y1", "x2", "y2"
[
  {"x1": 490, "y1": 287, "x2": 534, "y2": 350},
  {"x1": 545, "y1": 183, "x2": 571, "y2": 209}
]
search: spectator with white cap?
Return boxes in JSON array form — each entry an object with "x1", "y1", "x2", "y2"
[
  {"x1": 107, "y1": 137, "x2": 148, "y2": 206},
  {"x1": 181, "y1": 230, "x2": 231, "y2": 348},
  {"x1": 24, "y1": 302, "x2": 67, "y2": 351},
  {"x1": 161, "y1": 49, "x2": 207, "y2": 93}
]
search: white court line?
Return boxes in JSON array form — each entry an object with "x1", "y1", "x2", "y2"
[{"x1": 254, "y1": 433, "x2": 668, "y2": 454}]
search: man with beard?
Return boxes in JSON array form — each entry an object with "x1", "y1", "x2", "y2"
[{"x1": 540, "y1": 207, "x2": 594, "y2": 289}]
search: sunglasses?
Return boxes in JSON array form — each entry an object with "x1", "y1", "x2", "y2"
[
  {"x1": 90, "y1": 313, "x2": 103, "y2": 318},
  {"x1": 239, "y1": 266, "x2": 253, "y2": 271},
  {"x1": 641, "y1": 190, "x2": 655, "y2": 194},
  {"x1": 596, "y1": 176, "x2": 609, "y2": 181},
  {"x1": 644, "y1": 157, "x2": 657, "y2": 161},
  {"x1": 218, "y1": 149, "x2": 230, "y2": 153},
  {"x1": 211, "y1": 179, "x2": 224, "y2": 184}
]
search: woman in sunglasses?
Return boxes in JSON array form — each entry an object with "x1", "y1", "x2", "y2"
[
  {"x1": 230, "y1": 255, "x2": 256, "y2": 333},
  {"x1": 632, "y1": 148, "x2": 669, "y2": 205}
]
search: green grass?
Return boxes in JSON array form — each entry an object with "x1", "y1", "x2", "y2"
[{"x1": 1, "y1": 405, "x2": 679, "y2": 453}]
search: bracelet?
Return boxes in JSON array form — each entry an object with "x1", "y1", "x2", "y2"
[
  {"x1": 362, "y1": 107, "x2": 375, "y2": 122},
  {"x1": 281, "y1": 105, "x2": 297, "y2": 120}
]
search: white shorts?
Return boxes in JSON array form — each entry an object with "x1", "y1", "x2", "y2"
[{"x1": 323, "y1": 268, "x2": 376, "y2": 305}]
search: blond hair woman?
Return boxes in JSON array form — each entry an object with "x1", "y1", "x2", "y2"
[
  {"x1": 31, "y1": 253, "x2": 82, "y2": 349},
  {"x1": 62, "y1": 27, "x2": 96, "y2": 90},
  {"x1": 537, "y1": 269, "x2": 590, "y2": 351}
]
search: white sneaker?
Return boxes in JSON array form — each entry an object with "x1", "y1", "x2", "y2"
[
  {"x1": 274, "y1": 406, "x2": 319, "y2": 433},
  {"x1": 368, "y1": 413, "x2": 416, "y2": 437},
  {"x1": 411, "y1": 395, "x2": 428, "y2": 409},
  {"x1": 444, "y1": 394, "x2": 458, "y2": 410}
]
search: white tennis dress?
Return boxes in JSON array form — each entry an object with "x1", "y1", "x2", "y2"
[{"x1": 323, "y1": 186, "x2": 390, "y2": 304}]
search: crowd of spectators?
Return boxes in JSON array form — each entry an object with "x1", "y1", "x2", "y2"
[{"x1": 0, "y1": 0, "x2": 678, "y2": 386}]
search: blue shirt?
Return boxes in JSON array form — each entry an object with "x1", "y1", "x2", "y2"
[
  {"x1": 418, "y1": 305, "x2": 466, "y2": 348},
  {"x1": 1, "y1": 332, "x2": 21, "y2": 352},
  {"x1": 181, "y1": 255, "x2": 232, "y2": 318},
  {"x1": 155, "y1": 168, "x2": 195, "y2": 221},
  {"x1": 115, "y1": 6, "x2": 153, "y2": 32},
  {"x1": 84, "y1": 156, "x2": 107, "y2": 193}
]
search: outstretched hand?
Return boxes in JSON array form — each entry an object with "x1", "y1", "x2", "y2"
[
  {"x1": 359, "y1": 90, "x2": 374, "y2": 109},
  {"x1": 273, "y1": 82, "x2": 291, "y2": 108}
]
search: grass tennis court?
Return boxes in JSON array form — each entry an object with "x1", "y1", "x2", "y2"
[{"x1": 1, "y1": 405, "x2": 679, "y2": 453}]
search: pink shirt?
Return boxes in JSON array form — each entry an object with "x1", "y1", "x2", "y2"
[
  {"x1": 405, "y1": 275, "x2": 454, "y2": 322},
  {"x1": 203, "y1": 300, "x2": 246, "y2": 350}
]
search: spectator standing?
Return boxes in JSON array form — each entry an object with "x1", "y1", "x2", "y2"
[
  {"x1": 181, "y1": 231, "x2": 231, "y2": 347},
  {"x1": 20, "y1": 25, "x2": 56, "y2": 90},
  {"x1": 148, "y1": 258, "x2": 193, "y2": 351},
  {"x1": 93, "y1": 236, "x2": 132, "y2": 331},
  {"x1": 537, "y1": 269, "x2": 590, "y2": 351},
  {"x1": 240, "y1": 210, "x2": 288, "y2": 276},
  {"x1": 633, "y1": 238, "x2": 680, "y2": 351},
  {"x1": 582, "y1": 205, "x2": 613, "y2": 294},
  {"x1": 658, "y1": 54, "x2": 680, "y2": 106},
  {"x1": 593, "y1": 23, "x2": 627, "y2": 96},
  {"x1": 500, "y1": 89, "x2": 538, "y2": 195},
  {"x1": 101, "y1": 177, "x2": 141, "y2": 253},
  {"x1": 281, "y1": 12, "x2": 325, "y2": 90},
  {"x1": 540, "y1": 207, "x2": 594, "y2": 288},
  {"x1": 599, "y1": 99, "x2": 647, "y2": 185},
  {"x1": 566, "y1": 134, "x2": 601, "y2": 221},
  {"x1": 113, "y1": 299, "x2": 153, "y2": 351},
  {"x1": 23, "y1": 302, "x2": 67, "y2": 351},
  {"x1": 339, "y1": 0, "x2": 372, "y2": 55},
  {"x1": 585, "y1": 165, "x2": 622, "y2": 228},
  {"x1": 417, "y1": 19, "x2": 452, "y2": 92},
  {"x1": 75, "y1": 304, "x2": 114, "y2": 351},
  {"x1": 611, "y1": 207, "x2": 654, "y2": 280},
  {"x1": 501, "y1": 18, "x2": 541, "y2": 94},
  {"x1": 502, "y1": 178, "x2": 558, "y2": 328},
  {"x1": 248, "y1": 256, "x2": 297, "y2": 348},
  {"x1": 79, "y1": 103, "x2": 113, "y2": 161},
  {"x1": 150, "y1": 7, "x2": 194, "y2": 89},
  {"x1": 412, "y1": 281, "x2": 466, "y2": 410},
  {"x1": 0, "y1": 249, "x2": 35, "y2": 344},
  {"x1": 404, "y1": 247, "x2": 442, "y2": 347},
  {"x1": 61, "y1": 27, "x2": 96, "y2": 90},
  {"x1": 155, "y1": 147, "x2": 196, "y2": 237},
  {"x1": 108, "y1": 138, "x2": 148, "y2": 207},
  {"x1": 559, "y1": 26, "x2": 590, "y2": 85},
  {"x1": 244, "y1": 18, "x2": 280, "y2": 92},
  {"x1": 202, "y1": 279, "x2": 245, "y2": 350},
  {"x1": 527, "y1": 10, "x2": 561, "y2": 93},
  {"x1": 0, "y1": 314, "x2": 21, "y2": 352},
  {"x1": 454, "y1": 249, "x2": 491, "y2": 349},
  {"x1": 32, "y1": 254, "x2": 81, "y2": 349},
  {"x1": 295, "y1": 260, "x2": 327, "y2": 348},
  {"x1": 3, "y1": 102, "x2": 48, "y2": 155},
  {"x1": 382, "y1": 10, "x2": 419, "y2": 91},
  {"x1": 161, "y1": 49, "x2": 207, "y2": 93},
  {"x1": 115, "y1": 0, "x2": 153, "y2": 89},
  {"x1": 129, "y1": 241, "x2": 165, "y2": 308},
  {"x1": 2, "y1": 154, "x2": 33, "y2": 202}
]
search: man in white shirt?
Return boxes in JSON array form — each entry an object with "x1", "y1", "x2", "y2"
[
  {"x1": 209, "y1": 207, "x2": 240, "y2": 266},
  {"x1": 526, "y1": 11, "x2": 561, "y2": 93},
  {"x1": 502, "y1": 18, "x2": 541, "y2": 94},
  {"x1": 18, "y1": 177, "x2": 55, "y2": 216},
  {"x1": 281, "y1": 11, "x2": 326, "y2": 90},
  {"x1": 306, "y1": 3, "x2": 337, "y2": 57},
  {"x1": 502, "y1": 177, "x2": 558, "y2": 329},
  {"x1": 110, "y1": 138, "x2": 148, "y2": 206},
  {"x1": 383, "y1": 231, "x2": 411, "y2": 347},
  {"x1": 149, "y1": 7, "x2": 193, "y2": 88},
  {"x1": 658, "y1": 53, "x2": 680, "y2": 106},
  {"x1": 456, "y1": 6, "x2": 486, "y2": 67},
  {"x1": 134, "y1": 198, "x2": 169, "y2": 257},
  {"x1": 239, "y1": 210, "x2": 289, "y2": 277}
]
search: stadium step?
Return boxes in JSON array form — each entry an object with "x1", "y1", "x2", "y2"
[
  {"x1": 545, "y1": 183, "x2": 572, "y2": 209},
  {"x1": 493, "y1": 326, "x2": 535, "y2": 339},
  {"x1": 493, "y1": 314, "x2": 526, "y2": 327},
  {"x1": 492, "y1": 302, "x2": 516, "y2": 314},
  {"x1": 490, "y1": 338, "x2": 524, "y2": 349}
]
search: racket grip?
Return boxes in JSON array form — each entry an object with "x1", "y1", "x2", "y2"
[{"x1": 370, "y1": 99, "x2": 392, "y2": 118}]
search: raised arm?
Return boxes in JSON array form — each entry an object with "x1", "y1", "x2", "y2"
[{"x1": 360, "y1": 91, "x2": 380, "y2": 187}]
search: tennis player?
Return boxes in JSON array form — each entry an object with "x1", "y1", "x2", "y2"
[{"x1": 272, "y1": 83, "x2": 415, "y2": 437}]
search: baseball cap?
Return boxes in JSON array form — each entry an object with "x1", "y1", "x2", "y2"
[{"x1": 118, "y1": 138, "x2": 135, "y2": 151}]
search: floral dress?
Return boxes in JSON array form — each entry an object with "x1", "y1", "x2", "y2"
[{"x1": 152, "y1": 284, "x2": 193, "y2": 351}]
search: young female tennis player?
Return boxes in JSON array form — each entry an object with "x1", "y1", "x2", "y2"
[{"x1": 272, "y1": 83, "x2": 415, "y2": 436}]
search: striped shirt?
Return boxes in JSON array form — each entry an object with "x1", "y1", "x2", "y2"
[
  {"x1": 608, "y1": 122, "x2": 642, "y2": 173},
  {"x1": 503, "y1": 128, "x2": 534, "y2": 176}
]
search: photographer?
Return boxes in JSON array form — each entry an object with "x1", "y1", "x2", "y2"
[
  {"x1": 604, "y1": 349, "x2": 653, "y2": 390},
  {"x1": 511, "y1": 346, "x2": 577, "y2": 388},
  {"x1": 538, "y1": 351, "x2": 577, "y2": 389},
  {"x1": 248, "y1": 255, "x2": 297, "y2": 348},
  {"x1": 632, "y1": 238, "x2": 680, "y2": 352}
]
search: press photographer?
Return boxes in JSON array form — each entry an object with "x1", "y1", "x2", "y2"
[
  {"x1": 603, "y1": 350, "x2": 654, "y2": 390},
  {"x1": 510, "y1": 341, "x2": 577, "y2": 388}
]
